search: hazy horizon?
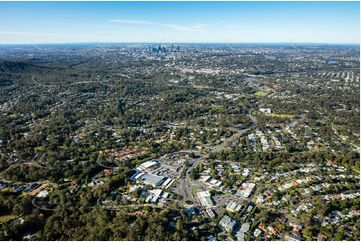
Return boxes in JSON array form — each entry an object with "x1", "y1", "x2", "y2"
[{"x1": 0, "y1": 42, "x2": 360, "y2": 46}]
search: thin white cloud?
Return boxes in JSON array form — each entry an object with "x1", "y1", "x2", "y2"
[
  {"x1": 163, "y1": 23, "x2": 210, "y2": 32},
  {"x1": 192, "y1": 23, "x2": 212, "y2": 29},
  {"x1": 109, "y1": 19, "x2": 210, "y2": 32},
  {"x1": 109, "y1": 19, "x2": 156, "y2": 25},
  {"x1": 0, "y1": 31, "x2": 70, "y2": 37},
  {"x1": 161, "y1": 24, "x2": 204, "y2": 32},
  {"x1": 226, "y1": 25, "x2": 241, "y2": 30}
]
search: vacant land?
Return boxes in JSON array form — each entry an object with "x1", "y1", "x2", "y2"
[
  {"x1": 255, "y1": 91, "x2": 268, "y2": 97},
  {"x1": 0, "y1": 215, "x2": 18, "y2": 224}
]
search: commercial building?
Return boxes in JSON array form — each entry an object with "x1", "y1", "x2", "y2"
[
  {"x1": 219, "y1": 215, "x2": 236, "y2": 233},
  {"x1": 226, "y1": 202, "x2": 242, "y2": 213},
  {"x1": 139, "y1": 173, "x2": 166, "y2": 187},
  {"x1": 236, "y1": 183, "x2": 256, "y2": 198},
  {"x1": 197, "y1": 190, "x2": 214, "y2": 207}
]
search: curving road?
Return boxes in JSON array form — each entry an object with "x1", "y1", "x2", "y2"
[{"x1": 176, "y1": 114, "x2": 258, "y2": 206}]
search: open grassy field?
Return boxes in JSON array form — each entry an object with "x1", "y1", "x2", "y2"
[
  {"x1": 0, "y1": 215, "x2": 18, "y2": 224},
  {"x1": 264, "y1": 113, "x2": 294, "y2": 118},
  {"x1": 255, "y1": 91, "x2": 268, "y2": 97},
  {"x1": 210, "y1": 105, "x2": 224, "y2": 111}
]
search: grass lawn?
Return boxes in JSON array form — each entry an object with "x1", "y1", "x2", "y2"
[
  {"x1": 255, "y1": 91, "x2": 268, "y2": 97},
  {"x1": 210, "y1": 105, "x2": 224, "y2": 111},
  {"x1": 0, "y1": 215, "x2": 18, "y2": 224},
  {"x1": 34, "y1": 146, "x2": 45, "y2": 152},
  {"x1": 9, "y1": 114, "x2": 17, "y2": 119},
  {"x1": 264, "y1": 113, "x2": 294, "y2": 118}
]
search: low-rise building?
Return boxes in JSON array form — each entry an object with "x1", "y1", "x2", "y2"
[
  {"x1": 197, "y1": 191, "x2": 214, "y2": 207},
  {"x1": 137, "y1": 160, "x2": 158, "y2": 171},
  {"x1": 259, "y1": 108, "x2": 272, "y2": 114},
  {"x1": 139, "y1": 173, "x2": 166, "y2": 187},
  {"x1": 226, "y1": 202, "x2": 242, "y2": 212},
  {"x1": 219, "y1": 215, "x2": 236, "y2": 233},
  {"x1": 206, "y1": 208, "x2": 216, "y2": 218},
  {"x1": 36, "y1": 190, "x2": 49, "y2": 198},
  {"x1": 236, "y1": 183, "x2": 256, "y2": 198}
]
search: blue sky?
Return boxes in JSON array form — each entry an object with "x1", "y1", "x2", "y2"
[{"x1": 0, "y1": 1, "x2": 359, "y2": 44}]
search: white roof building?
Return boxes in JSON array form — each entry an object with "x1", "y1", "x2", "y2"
[
  {"x1": 137, "y1": 160, "x2": 158, "y2": 171},
  {"x1": 236, "y1": 183, "x2": 256, "y2": 198},
  {"x1": 197, "y1": 191, "x2": 214, "y2": 207},
  {"x1": 36, "y1": 190, "x2": 49, "y2": 198}
]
